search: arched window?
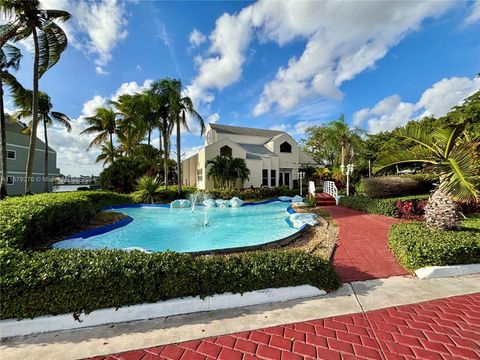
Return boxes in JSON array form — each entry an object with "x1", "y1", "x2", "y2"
[
  {"x1": 220, "y1": 145, "x2": 232, "y2": 157},
  {"x1": 280, "y1": 141, "x2": 292, "y2": 153}
]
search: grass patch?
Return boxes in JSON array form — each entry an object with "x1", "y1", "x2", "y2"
[{"x1": 388, "y1": 213, "x2": 480, "y2": 271}]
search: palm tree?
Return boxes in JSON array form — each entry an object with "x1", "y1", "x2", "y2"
[
  {"x1": 161, "y1": 78, "x2": 205, "y2": 195},
  {"x1": 0, "y1": 43, "x2": 24, "y2": 198},
  {"x1": 132, "y1": 175, "x2": 163, "y2": 204},
  {"x1": 329, "y1": 115, "x2": 365, "y2": 166},
  {"x1": 206, "y1": 156, "x2": 250, "y2": 189},
  {"x1": 1, "y1": 0, "x2": 71, "y2": 193},
  {"x1": 374, "y1": 120, "x2": 479, "y2": 230},
  {"x1": 95, "y1": 141, "x2": 120, "y2": 167},
  {"x1": 13, "y1": 89, "x2": 71, "y2": 192},
  {"x1": 81, "y1": 107, "x2": 119, "y2": 165}
]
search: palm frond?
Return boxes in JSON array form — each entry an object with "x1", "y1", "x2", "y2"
[
  {"x1": 373, "y1": 146, "x2": 437, "y2": 173},
  {"x1": 394, "y1": 123, "x2": 440, "y2": 155},
  {"x1": 50, "y1": 111, "x2": 71, "y2": 131}
]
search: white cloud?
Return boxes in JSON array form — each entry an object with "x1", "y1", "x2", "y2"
[
  {"x1": 353, "y1": 76, "x2": 480, "y2": 133},
  {"x1": 207, "y1": 113, "x2": 220, "y2": 124},
  {"x1": 465, "y1": 0, "x2": 480, "y2": 25},
  {"x1": 46, "y1": 80, "x2": 153, "y2": 176},
  {"x1": 40, "y1": 0, "x2": 128, "y2": 74},
  {"x1": 187, "y1": 0, "x2": 454, "y2": 115},
  {"x1": 183, "y1": 145, "x2": 204, "y2": 160},
  {"x1": 189, "y1": 29, "x2": 206, "y2": 48}
]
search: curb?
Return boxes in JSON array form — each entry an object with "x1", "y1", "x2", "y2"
[
  {"x1": 415, "y1": 263, "x2": 480, "y2": 279},
  {"x1": 0, "y1": 285, "x2": 325, "y2": 338}
]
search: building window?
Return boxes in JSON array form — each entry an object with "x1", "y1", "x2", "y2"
[
  {"x1": 7, "y1": 176, "x2": 14, "y2": 185},
  {"x1": 197, "y1": 168, "x2": 203, "y2": 182},
  {"x1": 7, "y1": 150, "x2": 15, "y2": 160},
  {"x1": 262, "y1": 169, "x2": 268, "y2": 186},
  {"x1": 270, "y1": 170, "x2": 276, "y2": 187},
  {"x1": 220, "y1": 145, "x2": 232, "y2": 157},
  {"x1": 280, "y1": 141, "x2": 292, "y2": 153}
]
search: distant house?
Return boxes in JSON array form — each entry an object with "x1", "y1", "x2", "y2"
[
  {"x1": 182, "y1": 123, "x2": 321, "y2": 190},
  {"x1": 1, "y1": 116, "x2": 60, "y2": 194}
]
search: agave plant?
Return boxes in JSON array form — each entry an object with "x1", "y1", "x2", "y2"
[
  {"x1": 374, "y1": 120, "x2": 479, "y2": 230},
  {"x1": 132, "y1": 176, "x2": 163, "y2": 204}
]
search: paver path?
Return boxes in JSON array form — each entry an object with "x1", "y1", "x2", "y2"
[
  {"x1": 89, "y1": 292, "x2": 480, "y2": 360},
  {"x1": 322, "y1": 206, "x2": 408, "y2": 282}
]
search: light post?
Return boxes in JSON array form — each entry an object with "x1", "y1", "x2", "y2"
[
  {"x1": 297, "y1": 171, "x2": 305, "y2": 196},
  {"x1": 340, "y1": 163, "x2": 354, "y2": 196}
]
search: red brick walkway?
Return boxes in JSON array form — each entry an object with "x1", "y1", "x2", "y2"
[
  {"x1": 89, "y1": 293, "x2": 480, "y2": 360},
  {"x1": 322, "y1": 206, "x2": 408, "y2": 282}
]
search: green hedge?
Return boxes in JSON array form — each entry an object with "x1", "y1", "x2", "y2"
[
  {"x1": 356, "y1": 176, "x2": 435, "y2": 198},
  {"x1": 388, "y1": 214, "x2": 480, "y2": 270},
  {"x1": 207, "y1": 187, "x2": 300, "y2": 200},
  {"x1": 0, "y1": 191, "x2": 134, "y2": 249},
  {"x1": 339, "y1": 194, "x2": 428, "y2": 217},
  {"x1": 0, "y1": 191, "x2": 340, "y2": 320},
  {"x1": 0, "y1": 248, "x2": 339, "y2": 320}
]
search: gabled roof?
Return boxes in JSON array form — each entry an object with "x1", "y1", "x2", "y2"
[
  {"x1": 238, "y1": 143, "x2": 277, "y2": 157},
  {"x1": 209, "y1": 123, "x2": 283, "y2": 137}
]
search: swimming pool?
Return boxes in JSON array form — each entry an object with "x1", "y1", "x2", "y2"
[{"x1": 53, "y1": 201, "x2": 302, "y2": 253}]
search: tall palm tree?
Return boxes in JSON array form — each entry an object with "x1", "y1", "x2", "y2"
[
  {"x1": 95, "y1": 141, "x2": 120, "y2": 167},
  {"x1": 81, "y1": 107, "x2": 119, "y2": 165},
  {"x1": 14, "y1": 90, "x2": 71, "y2": 192},
  {"x1": 150, "y1": 80, "x2": 174, "y2": 189},
  {"x1": 374, "y1": 120, "x2": 479, "y2": 230},
  {"x1": 162, "y1": 79, "x2": 205, "y2": 194},
  {"x1": 329, "y1": 114, "x2": 365, "y2": 166},
  {"x1": 1, "y1": 0, "x2": 71, "y2": 193},
  {"x1": 207, "y1": 156, "x2": 250, "y2": 189},
  {"x1": 0, "y1": 43, "x2": 24, "y2": 198}
]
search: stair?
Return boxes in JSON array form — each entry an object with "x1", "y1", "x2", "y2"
[{"x1": 316, "y1": 192, "x2": 337, "y2": 206}]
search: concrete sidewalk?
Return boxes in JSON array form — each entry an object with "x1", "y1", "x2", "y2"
[{"x1": 2, "y1": 274, "x2": 479, "y2": 360}]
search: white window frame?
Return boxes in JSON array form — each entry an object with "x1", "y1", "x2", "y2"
[
  {"x1": 197, "y1": 168, "x2": 203, "y2": 182},
  {"x1": 7, "y1": 150, "x2": 16, "y2": 160}
]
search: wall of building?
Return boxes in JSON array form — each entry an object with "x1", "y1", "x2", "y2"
[{"x1": 244, "y1": 159, "x2": 263, "y2": 187}]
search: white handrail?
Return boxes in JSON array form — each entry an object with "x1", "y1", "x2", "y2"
[{"x1": 323, "y1": 181, "x2": 338, "y2": 204}]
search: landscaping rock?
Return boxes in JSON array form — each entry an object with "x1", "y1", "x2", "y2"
[
  {"x1": 203, "y1": 199, "x2": 216, "y2": 208},
  {"x1": 170, "y1": 199, "x2": 191, "y2": 208},
  {"x1": 229, "y1": 197, "x2": 244, "y2": 207},
  {"x1": 215, "y1": 199, "x2": 230, "y2": 207},
  {"x1": 291, "y1": 195, "x2": 304, "y2": 203}
]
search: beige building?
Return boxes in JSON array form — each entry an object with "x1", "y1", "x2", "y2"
[{"x1": 182, "y1": 123, "x2": 320, "y2": 190}]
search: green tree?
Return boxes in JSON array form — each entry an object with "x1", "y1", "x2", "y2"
[
  {"x1": 374, "y1": 120, "x2": 479, "y2": 230},
  {"x1": 207, "y1": 155, "x2": 250, "y2": 189},
  {"x1": 132, "y1": 175, "x2": 163, "y2": 204},
  {"x1": 13, "y1": 89, "x2": 71, "y2": 192},
  {"x1": 1, "y1": 0, "x2": 70, "y2": 193},
  {"x1": 95, "y1": 141, "x2": 120, "y2": 167},
  {"x1": 81, "y1": 107, "x2": 119, "y2": 164},
  {"x1": 0, "y1": 43, "x2": 24, "y2": 198},
  {"x1": 161, "y1": 78, "x2": 205, "y2": 194}
]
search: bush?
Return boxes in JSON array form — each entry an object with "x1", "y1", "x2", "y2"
[
  {"x1": 0, "y1": 248, "x2": 339, "y2": 319},
  {"x1": 339, "y1": 194, "x2": 429, "y2": 217},
  {"x1": 207, "y1": 187, "x2": 300, "y2": 200},
  {"x1": 99, "y1": 157, "x2": 142, "y2": 193},
  {"x1": 356, "y1": 176, "x2": 435, "y2": 198},
  {"x1": 388, "y1": 214, "x2": 480, "y2": 270},
  {"x1": 0, "y1": 191, "x2": 134, "y2": 249}
]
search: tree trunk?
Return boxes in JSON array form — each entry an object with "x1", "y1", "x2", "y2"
[
  {"x1": 25, "y1": 27, "x2": 40, "y2": 194},
  {"x1": 0, "y1": 81, "x2": 7, "y2": 199},
  {"x1": 176, "y1": 114, "x2": 182, "y2": 195},
  {"x1": 43, "y1": 117, "x2": 49, "y2": 193},
  {"x1": 163, "y1": 124, "x2": 169, "y2": 189},
  {"x1": 109, "y1": 132, "x2": 114, "y2": 163},
  {"x1": 424, "y1": 186, "x2": 461, "y2": 230}
]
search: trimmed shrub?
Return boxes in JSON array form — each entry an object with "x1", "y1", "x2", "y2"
[
  {"x1": 207, "y1": 187, "x2": 300, "y2": 201},
  {"x1": 339, "y1": 194, "x2": 429, "y2": 217},
  {"x1": 0, "y1": 248, "x2": 339, "y2": 320},
  {"x1": 356, "y1": 176, "x2": 435, "y2": 198},
  {"x1": 0, "y1": 191, "x2": 134, "y2": 249},
  {"x1": 388, "y1": 214, "x2": 480, "y2": 270}
]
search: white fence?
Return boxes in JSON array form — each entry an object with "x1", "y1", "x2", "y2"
[{"x1": 323, "y1": 181, "x2": 338, "y2": 204}]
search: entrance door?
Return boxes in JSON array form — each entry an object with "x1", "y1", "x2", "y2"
[{"x1": 284, "y1": 172, "x2": 290, "y2": 188}]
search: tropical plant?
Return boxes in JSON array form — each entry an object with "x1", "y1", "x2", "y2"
[
  {"x1": 95, "y1": 141, "x2": 120, "y2": 167},
  {"x1": 132, "y1": 175, "x2": 163, "y2": 204},
  {"x1": 99, "y1": 157, "x2": 141, "y2": 193},
  {"x1": 81, "y1": 107, "x2": 119, "y2": 164},
  {"x1": 0, "y1": 43, "x2": 24, "y2": 198},
  {"x1": 1, "y1": 0, "x2": 71, "y2": 193},
  {"x1": 159, "y1": 78, "x2": 205, "y2": 194},
  {"x1": 13, "y1": 89, "x2": 71, "y2": 192},
  {"x1": 374, "y1": 120, "x2": 480, "y2": 230},
  {"x1": 206, "y1": 155, "x2": 250, "y2": 189}
]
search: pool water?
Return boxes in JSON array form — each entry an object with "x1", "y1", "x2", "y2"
[{"x1": 53, "y1": 201, "x2": 299, "y2": 253}]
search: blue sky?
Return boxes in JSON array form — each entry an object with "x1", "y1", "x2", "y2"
[{"x1": 4, "y1": 0, "x2": 480, "y2": 175}]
